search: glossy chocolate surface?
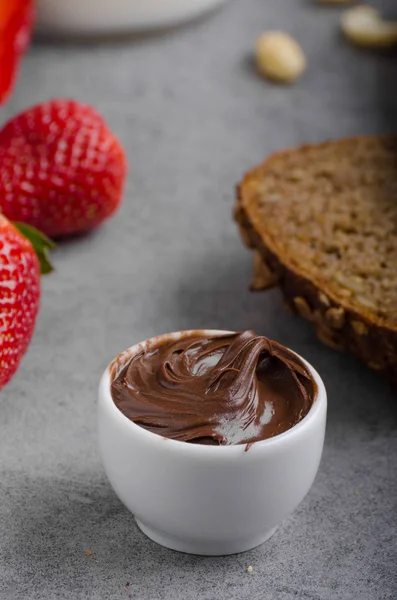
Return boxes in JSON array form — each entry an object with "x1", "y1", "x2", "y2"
[{"x1": 111, "y1": 331, "x2": 316, "y2": 445}]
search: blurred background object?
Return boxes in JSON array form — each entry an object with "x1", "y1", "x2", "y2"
[
  {"x1": 0, "y1": 0, "x2": 34, "y2": 104},
  {"x1": 35, "y1": 0, "x2": 233, "y2": 37}
]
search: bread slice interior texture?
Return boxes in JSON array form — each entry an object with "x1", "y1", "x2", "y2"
[
  {"x1": 235, "y1": 135, "x2": 397, "y2": 379},
  {"x1": 239, "y1": 136, "x2": 397, "y2": 328}
]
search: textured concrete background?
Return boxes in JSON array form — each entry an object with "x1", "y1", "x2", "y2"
[{"x1": 0, "y1": 0, "x2": 396, "y2": 598}]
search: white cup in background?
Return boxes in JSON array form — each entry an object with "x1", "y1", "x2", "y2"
[{"x1": 36, "y1": 0, "x2": 232, "y2": 36}]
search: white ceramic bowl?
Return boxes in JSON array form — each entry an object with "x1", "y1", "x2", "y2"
[
  {"x1": 98, "y1": 330, "x2": 327, "y2": 556},
  {"x1": 36, "y1": 0, "x2": 232, "y2": 36}
]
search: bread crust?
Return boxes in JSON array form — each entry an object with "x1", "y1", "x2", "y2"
[{"x1": 235, "y1": 136, "x2": 397, "y2": 382}]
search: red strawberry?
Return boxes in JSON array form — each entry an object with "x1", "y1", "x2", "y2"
[
  {"x1": 0, "y1": 0, "x2": 35, "y2": 104},
  {"x1": 0, "y1": 99, "x2": 127, "y2": 237},
  {"x1": 0, "y1": 215, "x2": 53, "y2": 389}
]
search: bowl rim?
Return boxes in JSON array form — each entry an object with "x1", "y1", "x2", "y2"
[{"x1": 99, "y1": 329, "x2": 327, "y2": 457}]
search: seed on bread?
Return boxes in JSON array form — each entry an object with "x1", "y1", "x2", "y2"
[
  {"x1": 288, "y1": 169, "x2": 305, "y2": 182},
  {"x1": 294, "y1": 297, "x2": 314, "y2": 321},
  {"x1": 251, "y1": 251, "x2": 278, "y2": 290},
  {"x1": 334, "y1": 273, "x2": 365, "y2": 293},
  {"x1": 316, "y1": 324, "x2": 344, "y2": 351},
  {"x1": 318, "y1": 292, "x2": 331, "y2": 308},
  {"x1": 325, "y1": 307, "x2": 345, "y2": 329},
  {"x1": 351, "y1": 320, "x2": 368, "y2": 335},
  {"x1": 355, "y1": 295, "x2": 377, "y2": 310},
  {"x1": 255, "y1": 31, "x2": 306, "y2": 84},
  {"x1": 368, "y1": 361, "x2": 383, "y2": 371}
]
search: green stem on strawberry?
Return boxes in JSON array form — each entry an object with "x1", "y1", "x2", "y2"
[{"x1": 14, "y1": 222, "x2": 55, "y2": 275}]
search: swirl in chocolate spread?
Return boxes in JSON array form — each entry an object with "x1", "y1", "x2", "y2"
[{"x1": 111, "y1": 330, "x2": 317, "y2": 446}]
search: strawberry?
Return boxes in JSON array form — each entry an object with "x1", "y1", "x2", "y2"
[
  {"x1": 0, "y1": 99, "x2": 127, "y2": 237},
  {"x1": 0, "y1": 215, "x2": 53, "y2": 389},
  {"x1": 0, "y1": 0, "x2": 34, "y2": 104}
]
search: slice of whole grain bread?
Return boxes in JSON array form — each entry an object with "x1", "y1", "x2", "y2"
[{"x1": 235, "y1": 135, "x2": 397, "y2": 381}]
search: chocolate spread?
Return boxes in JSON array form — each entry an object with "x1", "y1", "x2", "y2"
[{"x1": 111, "y1": 330, "x2": 316, "y2": 446}]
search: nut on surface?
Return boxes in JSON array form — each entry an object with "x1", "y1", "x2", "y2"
[
  {"x1": 341, "y1": 5, "x2": 397, "y2": 48},
  {"x1": 255, "y1": 31, "x2": 307, "y2": 83}
]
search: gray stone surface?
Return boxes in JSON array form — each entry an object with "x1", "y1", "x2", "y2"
[{"x1": 1, "y1": 0, "x2": 396, "y2": 598}]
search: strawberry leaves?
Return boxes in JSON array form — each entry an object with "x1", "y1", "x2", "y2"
[{"x1": 14, "y1": 222, "x2": 55, "y2": 274}]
